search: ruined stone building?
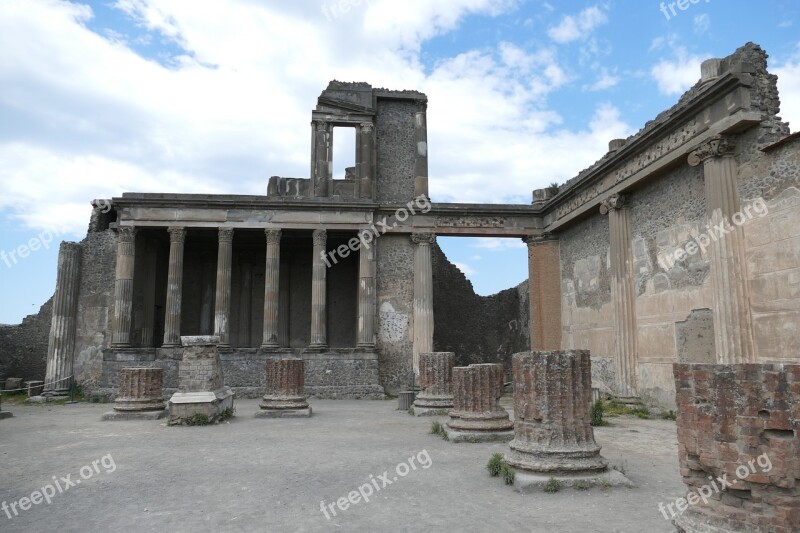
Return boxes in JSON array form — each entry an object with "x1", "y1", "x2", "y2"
[{"x1": 3, "y1": 42, "x2": 798, "y2": 409}]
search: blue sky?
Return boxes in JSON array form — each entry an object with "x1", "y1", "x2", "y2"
[{"x1": 1, "y1": 0, "x2": 799, "y2": 324}]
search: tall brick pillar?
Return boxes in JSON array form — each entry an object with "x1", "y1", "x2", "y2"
[{"x1": 524, "y1": 234, "x2": 562, "y2": 351}]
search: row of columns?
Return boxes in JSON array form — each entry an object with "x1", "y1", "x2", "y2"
[{"x1": 110, "y1": 227, "x2": 379, "y2": 351}]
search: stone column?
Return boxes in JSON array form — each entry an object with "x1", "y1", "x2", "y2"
[
  {"x1": 257, "y1": 358, "x2": 310, "y2": 417},
  {"x1": 162, "y1": 227, "x2": 186, "y2": 347},
  {"x1": 278, "y1": 255, "x2": 290, "y2": 348},
  {"x1": 447, "y1": 364, "x2": 513, "y2": 441},
  {"x1": 309, "y1": 229, "x2": 328, "y2": 350},
  {"x1": 43, "y1": 242, "x2": 82, "y2": 395},
  {"x1": 524, "y1": 234, "x2": 562, "y2": 351},
  {"x1": 357, "y1": 122, "x2": 375, "y2": 199},
  {"x1": 111, "y1": 227, "x2": 136, "y2": 347},
  {"x1": 113, "y1": 368, "x2": 165, "y2": 412},
  {"x1": 214, "y1": 228, "x2": 234, "y2": 347},
  {"x1": 412, "y1": 233, "x2": 435, "y2": 375},
  {"x1": 413, "y1": 352, "x2": 455, "y2": 414},
  {"x1": 505, "y1": 350, "x2": 608, "y2": 474},
  {"x1": 140, "y1": 240, "x2": 158, "y2": 347},
  {"x1": 688, "y1": 136, "x2": 755, "y2": 364},
  {"x1": 262, "y1": 229, "x2": 281, "y2": 349},
  {"x1": 413, "y1": 101, "x2": 429, "y2": 199},
  {"x1": 357, "y1": 241, "x2": 376, "y2": 348},
  {"x1": 600, "y1": 194, "x2": 638, "y2": 398},
  {"x1": 312, "y1": 120, "x2": 332, "y2": 197}
]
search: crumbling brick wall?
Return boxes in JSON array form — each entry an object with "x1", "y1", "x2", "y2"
[{"x1": 673, "y1": 363, "x2": 800, "y2": 532}]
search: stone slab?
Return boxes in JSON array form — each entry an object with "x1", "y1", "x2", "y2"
[
  {"x1": 412, "y1": 406, "x2": 451, "y2": 417},
  {"x1": 0, "y1": 411, "x2": 12, "y2": 419},
  {"x1": 512, "y1": 468, "x2": 634, "y2": 493},
  {"x1": 169, "y1": 391, "x2": 218, "y2": 404},
  {"x1": 101, "y1": 410, "x2": 168, "y2": 421},
  {"x1": 180, "y1": 336, "x2": 221, "y2": 347},
  {"x1": 254, "y1": 407, "x2": 312, "y2": 418},
  {"x1": 443, "y1": 426, "x2": 514, "y2": 443}
]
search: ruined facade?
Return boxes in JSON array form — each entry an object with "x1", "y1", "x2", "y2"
[{"x1": 0, "y1": 42, "x2": 796, "y2": 410}]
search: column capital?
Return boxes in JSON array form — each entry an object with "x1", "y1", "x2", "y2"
[
  {"x1": 218, "y1": 228, "x2": 234, "y2": 244},
  {"x1": 599, "y1": 193, "x2": 627, "y2": 215},
  {"x1": 312, "y1": 229, "x2": 327, "y2": 246},
  {"x1": 415, "y1": 100, "x2": 428, "y2": 113},
  {"x1": 688, "y1": 135, "x2": 736, "y2": 167},
  {"x1": 411, "y1": 232, "x2": 435, "y2": 245},
  {"x1": 117, "y1": 226, "x2": 137, "y2": 243},
  {"x1": 359, "y1": 122, "x2": 374, "y2": 133},
  {"x1": 167, "y1": 226, "x2": 186, "y2": 244},
  {"x1": 265, "y1": 229, "x2": 282, "y2": 245},
  {"x1": 312, "y1": 119, "x2": 330, "y2": 132},
  {"x1": 523, "y1": 233, "x2": 557, "y2": 246}
]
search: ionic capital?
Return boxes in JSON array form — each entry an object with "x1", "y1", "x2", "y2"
[
  {"x1": 312, "y1": 229, "x2": 327, "y2": 246},
  {"x1": 117, "y1": 226, "x2": 137, "y2": 243},
  {"x1": 360, "y1": 122, "x2": 374, "y2": 133},
  {"x1": 688, "y1": 136, "x2": 736, "y2": 167},
  {"x1": 265, "y1": 229, "x2": 281, "y2": 245},
  {"x1": 599, "y1": 194, "x2": 627, "y2": 215},
  {"x1": 411, "y1": 232, "x2": 436, "y2": 245},
  {"x1": 523, "y1": 233, "x2": 557, "y2": 246}
]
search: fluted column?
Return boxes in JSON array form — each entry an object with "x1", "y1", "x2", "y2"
[
  {"x1": 357, "y1": 122, "x2": 375, "y2": 199},
  {"x1": 413, "y1": 352, "x2": 455, "y2": 410},
  {"x1": 162, "y1": 227, "x2": 186, "y2": 347},
  {"x1": 114, "y1": 368, "x2": 165, "y2": 412},
  {"x1": 601, "y1": 194, "x2": 638, "y2": 398},
  {"x1": 214, "y1": 228, "x2": 234, "y2": 347},
  {"x1": 44, "y1": 242, "x2": 82, "y2": 394},
  {"x1": 412, "y1": 233, "x2": 435, "y2": 374},
  {"x1": 524, "y1": 234, "x2": 562, "y2": 351},
  {"x1": 688, "y1": 136, "x2": 755, "y2": 363},
  {"x1": 309, "y1": 229, "x2": 327, "y2": 350},
  {"x1": 312, "y1": 120, "x2": 332, "y2": 197},
  {"x1": 505, "y1": 350, "x2": 607, "y2": 474},
  {"x1": 262, "y1": 229, "x2": 281, "y2": 349},
  {"x1": 357, "y1": 240, "x2": 376, "y2": 348},
  {"x1": 447, "y1": 363, "x2": 512, "y2": 432},
  {"x1": 259, "y1": 358, "x2": 308, "y2": 410},
  {"x1": 413, "y1": 101, "x2": 429, "y2": 199},
  {"x1": 278, "y1": 255, "x2": 290, "y2": 348},
  {"x1": 140, "y1": 239, "x2": 157, "y2": 347},
  {"x1": 111, "y1": 227, "x2": 136, "y2": 347}
]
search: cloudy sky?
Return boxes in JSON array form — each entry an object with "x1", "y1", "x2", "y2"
[{"x1": 1, "y1": 0, "x2": 799, "y2": 323}]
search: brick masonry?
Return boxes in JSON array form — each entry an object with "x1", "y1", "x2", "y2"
[{"x1": 673, "y1": 363, "x2": 800, "y2": 532}]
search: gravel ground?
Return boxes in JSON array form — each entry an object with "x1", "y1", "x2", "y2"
[{"x1": 0, "y1": 398, "x2": 685, "y2": 532}]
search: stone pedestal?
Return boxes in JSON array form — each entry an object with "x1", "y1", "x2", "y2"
[
  {"x1": 413, "y1": 352, "x2": 455, "y2": 416},
  {"x1": 0, "y1": 395, "x2": 12, "y2": 420},
  {"x1": 256, "y1": 358, "x2": 311, "y2": 418},
  {"x1": 25, "y1": 381, "x2": 44, "y2": 397},
  {"x1": 168, "y1": 336, "x2": 234, "y2": 425},
  {"x1": 445, "y1": 363, "x2": 513, "y2": 443},
  {"x1": 103, "y1": 367, "x2": 167, "y2": 421},
  {"x1": 505, "y1": 351, "x2": 629, "y2": 492},
  {"x1": 672, "y1": 364, "x2": 800, "y2": 533}
]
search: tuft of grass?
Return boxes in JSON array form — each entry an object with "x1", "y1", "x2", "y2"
[
  {"x1": 184, "y1": 413, "x2": 210, "y2": 426},
  {"x1": 573, "y1": 480, "x2": 592, "y2": 490},
  {"x1": 661, "y1": 410, "x2": 677, "y2": 421},
  {"x1": 430, "y1": 420, "x2": 449, "y2": 440},
  {"x1": 590, "y1": 400, "x2": 606, "y2": 426},
  {"x1": 543, "y1": 478, "x2": 563, "y2": 493},
  {"x1": 612, "y1": 461, "x2": 627, "y2": 476},
  {"x1": 601, "y1": 400, "x2": 650, "y2": 419},
  {"x1": 487, "y1": 453, "x2": 504, "y2": 477},
  {"x1": 218, "y1": 407, "x2": 235, "y2": 422},
  {"x1": 407, "y1": 407, "x2": 415, "y2": 416},
  {"x1": 500, "y1": 463, "x2": 515, "y2": 485}
]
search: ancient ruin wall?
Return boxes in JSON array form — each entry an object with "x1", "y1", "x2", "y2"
[
  {"x1": 0, "y1": 299, "x2": 52, "y2": 386},
  {"x1": 375, "y1": 99, "x2": 417, "y2": 203}
]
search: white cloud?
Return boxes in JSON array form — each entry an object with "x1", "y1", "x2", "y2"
[
  {"x1": 775, "y1": 46, "x2": 800, "y2": 132},
  {"x1": 471, "y1": 238, "x2": 527, "y2": 250},
  {"x1": 650, "y1": 46, "x2": 707, "y2": 95},
  {"x1": 585, "y1": 68, "x2": 619, "y2": 91},
  {"x1": 547, "y1": 6, "x2": 608, "y2": 44},
  {"x1": 0, "y1": 0, "x2": 632, "y2": 235},
  {"x1": 453, "y1": 262, "x2": 477, "y2": 276}
]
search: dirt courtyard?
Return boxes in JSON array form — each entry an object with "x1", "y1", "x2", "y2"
[{"x1": 1, "y1": 398, "x2": 686, "y2": 532}]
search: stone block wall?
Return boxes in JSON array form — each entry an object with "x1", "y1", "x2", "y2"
[
  {"x1": 673, "y1": 363, "x2": 800, "y2": 532},
  {"x1": 375, "y1": 100, "x2": 417, "y2": 203},
  {"x1": 0, "y1": 299, "x2": 52, "y2": 385}
]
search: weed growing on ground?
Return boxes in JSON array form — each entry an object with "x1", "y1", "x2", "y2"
[{"x1": 543, "y1": 478, "x2": 563, "y2": 493}]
